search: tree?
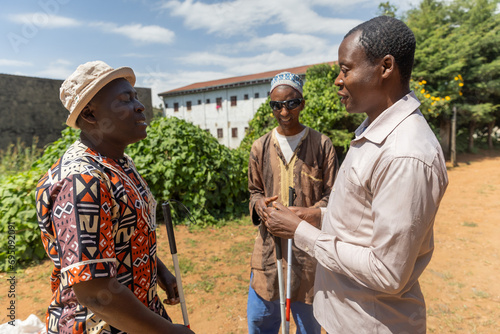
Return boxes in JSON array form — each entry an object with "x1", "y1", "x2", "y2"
[
  {"x1": 378, "y1": 1, "x2": 398, "y2": 17},
  {"x1": 405, "y1": 0, "x2": 500, "y2": 152}
]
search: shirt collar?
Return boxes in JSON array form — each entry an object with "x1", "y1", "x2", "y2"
[{"x1": 353, "y1": 91, "x2": 421, "y2": 144}]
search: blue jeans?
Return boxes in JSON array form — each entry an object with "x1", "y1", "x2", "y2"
[{"x1": 247, "y1": 275, "x2": 321, "y2": 334}]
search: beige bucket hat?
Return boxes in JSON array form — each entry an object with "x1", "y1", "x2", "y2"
[{"x1": 60, "y1": 60, "x2": 136, "y2": 129}]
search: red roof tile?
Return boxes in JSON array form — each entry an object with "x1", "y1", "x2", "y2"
[{"x1": 159, "y1": 61, "x2": 335, "y2": 97}]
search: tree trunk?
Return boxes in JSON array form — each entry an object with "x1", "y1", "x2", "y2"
[
  {"x1": 487, "y1": 121, "x2": 495, "y2": 149},
  {"x1": 439, "y1": 117, "x2": 451, "y2": 159},
  {"x1": 468, "y1": 120, "x2": 476, "y2": 152}
]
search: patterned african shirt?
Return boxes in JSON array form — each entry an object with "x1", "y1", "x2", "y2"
[{"x1": 35, "y1": 140, "x2": 170, "y2": 334}]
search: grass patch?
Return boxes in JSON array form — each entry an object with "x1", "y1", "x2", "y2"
[
  {"x1": 462, "y1": 221, "x2": 478, "y2": 227},
  {"x1": 187, "y1": 275, "x2": 216, "y2": 293},
  {"x1": 178, "y1": 257, "x2": 195, "y2": 275},
  {"x1": 209, "y1": 255, "x2": 222, "y2": 263},
  {"x1": 472, "y1": 288, "x2": 490, "y2": 299},
  {"x1": 429, "y1": 269, "x2": 453, "y2": 281},
  {"x1": 0, "y1": 137, "x2": 43, "y2": 176},
  {"x1": 184, "y1": 238, "x2": 199, "y2": 248}
]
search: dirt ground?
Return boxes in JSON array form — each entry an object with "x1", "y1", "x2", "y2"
[{"x1": 1, "y1": 149, "x2": 499, "y2": 333}]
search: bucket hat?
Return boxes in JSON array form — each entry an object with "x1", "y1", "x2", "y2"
[{"x1": 60, "y1": 60, "x2": 136, "y2": 128}]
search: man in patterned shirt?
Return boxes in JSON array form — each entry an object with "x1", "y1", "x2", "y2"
[{"x1": 35, "y1": 61, "x2": 194, "y2": 334}]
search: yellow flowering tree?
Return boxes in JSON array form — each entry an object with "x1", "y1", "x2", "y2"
[{"x1": 406, "y1": 0, "x2": 500, "y2": 152}]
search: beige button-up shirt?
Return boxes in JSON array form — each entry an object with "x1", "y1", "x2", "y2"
[{"x1": 295, "y1": 92, "x2": 448, "y2": 333}]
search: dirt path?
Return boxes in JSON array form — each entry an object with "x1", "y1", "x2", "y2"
[{"x1": 1, "y1": 150, "x2": 499, "y2": 333}]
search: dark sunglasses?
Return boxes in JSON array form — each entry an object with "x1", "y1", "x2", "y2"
[{"x1": 269, "y1": 98, "x2": 304, "y2": 111}]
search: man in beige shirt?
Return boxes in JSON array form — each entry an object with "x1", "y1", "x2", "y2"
[{"x1": 263, "y1": 16, "x2": 448, "y2": 333}]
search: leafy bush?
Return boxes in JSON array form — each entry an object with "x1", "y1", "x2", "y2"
[
  {"x1": 127, "y1": 116, "x2": 248, "y2": 225},
  {"x1": 0, "y1": 170, "x2": 45, "y2": 270}
]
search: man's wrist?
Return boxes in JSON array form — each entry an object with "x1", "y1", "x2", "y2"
[{"x1": 294, "y1": 221, "x2": 322, "y2": 257}]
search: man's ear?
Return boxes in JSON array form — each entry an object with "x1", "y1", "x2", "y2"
[
  {"x1": 79, "y1": 105, "x2": 97, "y2": 125},
  {"x1": 381, "y1": 55, "x2": 395, "y2": 79}
]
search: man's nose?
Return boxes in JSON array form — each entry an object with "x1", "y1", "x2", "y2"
[
  {"x1": 334, "y1": 74, "x2": 344, "y2": 87},
  {"x1": 279, "y1": 106, "x2": 290, "y2": 116},
  {"x1": 135, "y1": 100, "x2": 145, "y2": 112}
]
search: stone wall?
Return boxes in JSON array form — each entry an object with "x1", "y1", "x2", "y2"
[{"x1": 0, "y1": 73, "x2": 153, "y2": 150}]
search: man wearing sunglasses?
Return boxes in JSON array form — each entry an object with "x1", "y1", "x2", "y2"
[{"x1": 247, "y1": 72, "x2": 339, "y2": 333}]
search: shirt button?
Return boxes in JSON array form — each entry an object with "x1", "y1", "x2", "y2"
[{"x1": 305, "y1": 246, "x2": 310, "y2": 252}]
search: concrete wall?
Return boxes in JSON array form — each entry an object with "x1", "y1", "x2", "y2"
[{"x1": 0, "y1": 73, "x2": 152, "y2": 150}]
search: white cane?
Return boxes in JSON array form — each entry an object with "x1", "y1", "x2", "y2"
[
  {"x1": 275, "y1": 235, "x2": 286, "y2": 334},
  {"x1": 285, "y1": 187, "x2": 295, "y2": 333}
]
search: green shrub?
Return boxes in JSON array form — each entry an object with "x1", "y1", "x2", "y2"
[
  {"x1": 127, "y1": 116, "x2": 248, "y2": 226},
  {"x1": 0, "y1": 170, "x2": 45, "y2": 271}
]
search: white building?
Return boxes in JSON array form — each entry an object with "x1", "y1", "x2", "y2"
[{"x1": 159, "y1": 62, "x2": 333, "y2": 149}]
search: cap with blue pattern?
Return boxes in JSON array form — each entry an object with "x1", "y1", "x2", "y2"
[{"x1": 270, "y1": 71, "x2": 303, "y2": 95}]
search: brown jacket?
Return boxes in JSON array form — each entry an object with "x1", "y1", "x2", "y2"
[{"x1": 248, "y1": 127, "x2": 338, "y2": 303}]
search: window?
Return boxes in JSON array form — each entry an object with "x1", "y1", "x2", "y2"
[
  {"x1": 267, "y1": 91, "x2": 270, "y2": 96},
  {"x1": 217, "y1": 128, "x2": 223, "y2": 138},
  {"x1": 198, "y1": 100, "x2": 202, "y2": 105},
  {"x1": 244, "y1": 94, "x2": 249, "y2": 100},
  {"x1": 231, "y1": 127, "x2": 238, "y2": 138},
  {"x1": 206, "y1": 98, "x2": 210, "y2": 104},
  {"x1": 174, "y1": 102, "x2": 179, "y2": 112},
  {"x1": 186, "y1": 101, "x2": 192, "y2": 111},
  {"x1": 165, "y1": 103, "x2": 168, "y2": 108},
  {"x1": 254, "y1": 92, "x2": 259, "y2": 98},
  {"x1": 216, "y1": 97, "x2": 222, "y2": 108},
  {"x1": 230, "y1": 96, "x2": 237, "y2": 106}
]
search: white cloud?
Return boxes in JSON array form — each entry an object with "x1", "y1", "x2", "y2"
[
  {"x1": 162, "y1": 0, "x2": 362, "y2": 36},
  {"x1": 0, "y1": 59, "x2": 33, "y2": 67},
  {"x1": 91, "y1": 22, "x2": 175, "y2": 44},
  {"x1": 36, "y1": 59, "x2": 74, "y2": 79},
  {"x1": 227, "y1": 33, "x2": 328, "y2": 54},
  {"x1": 8, "y1": 13, "x2": 82, "y2": 28},
  {"x1": 121, "y1": 53, "x2": 156, "y2": 58},
  {"x1": 308, "y1": 0, "x2": 369, "y2": 7}
]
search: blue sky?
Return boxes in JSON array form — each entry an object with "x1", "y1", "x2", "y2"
[{"x1": 1, "y1": 0, "x2": 420, "y2": 106}]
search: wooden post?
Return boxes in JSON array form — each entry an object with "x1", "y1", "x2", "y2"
[{"x1": 451, "y1": 106, "x2": 458, "y2": 167}]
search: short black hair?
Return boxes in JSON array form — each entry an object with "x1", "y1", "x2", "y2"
[{"x1": 345, "y1": 16, "x2": 416, "y2": 84}]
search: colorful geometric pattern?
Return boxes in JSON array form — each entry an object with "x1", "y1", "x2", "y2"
[{"x1": 36, "y1": 140, "x2": 170, "y2": 334}]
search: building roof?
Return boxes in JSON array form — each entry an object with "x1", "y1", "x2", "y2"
[{"x1": 158, "y1": 61, "x2": 335, "y2": 97}]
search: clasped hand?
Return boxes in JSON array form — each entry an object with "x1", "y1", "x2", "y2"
[{"x1": 256, "y1": 196, "x2": 309, "y2": 239}]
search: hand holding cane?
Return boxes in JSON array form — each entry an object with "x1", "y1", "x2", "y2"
[{"x1": 162, "y1": 202, "x2": 190, "y2": 329}]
